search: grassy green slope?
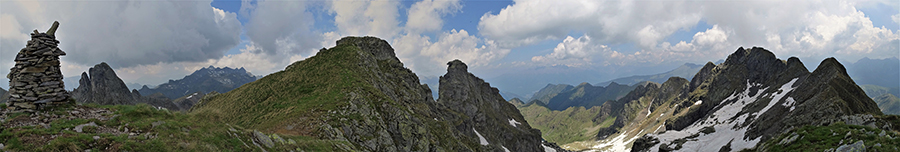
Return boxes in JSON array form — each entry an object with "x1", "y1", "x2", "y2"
[
  {"x1": 191, "y1": 45, "x2": 363, "y2": 134},
  {"x1": 757, "y1": 122, "x2": 900, "y2": 152},
  {"x1": 518, "y1": 104, "x2": 613, "y2": 145},
  {"x1": 0, "y1": 104, "x2": 351, "y2": 151}
]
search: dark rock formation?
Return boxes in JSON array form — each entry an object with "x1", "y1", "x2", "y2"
[
  {"x1": 71, "y1": 62, "x2": 180, "y2": 110},
  {"x1": 72, "y1": 63, "x2": 135, "y2": 105},
  {"x1": 5, "y1": 21, "x2": 71, "y2": 112},
  {"x1": 138, "y1": 66, "x2": 256, "y2": 100},
  {"x1": 439, "y1": 59, "x2": 546, "y2": 152},
  {"x1": 0, "y1": 88, "x2": 8, "y2": 104}
]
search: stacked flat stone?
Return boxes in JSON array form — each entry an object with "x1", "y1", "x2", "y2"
[{"x1": 6, "y1": 21, "x2": 71, "y2": 112}]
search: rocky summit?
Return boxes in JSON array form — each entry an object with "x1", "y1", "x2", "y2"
[
  {"x1": 191, "y1": 36, "x2": 566, "y2": 152},
  {"x1": 564, "y1": 47, "x2": 891, "y2": 152}
]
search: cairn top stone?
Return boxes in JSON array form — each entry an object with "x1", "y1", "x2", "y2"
[{"x1": 46, "y1": 21, "x2": 59, "y2": 36}]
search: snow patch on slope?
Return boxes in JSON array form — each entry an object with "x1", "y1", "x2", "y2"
[
  {"x1": 646, "y1": 78, "x2": 799, "y2": 152},
  {"x1": 543, "y1": 144, "x2": 558, "y2": 152},
  {"x1": 473, "y1": 128, "x2": 489, "y2": 145},
  {"x1": 509, "y1": 119, "x2": 521, "y2": 127},
  {"x1": 753, "y1": 78, "x2": 798, "y2": 119},
  {"x1": 782, "y1": 97, "x2": 797, "y2": 111},
  {"x1": 502, "y1": 145, "x2": 511, "y2": 152},
  {"x1": 591, "y1": 129, "x2": 644, "y2": 152}
]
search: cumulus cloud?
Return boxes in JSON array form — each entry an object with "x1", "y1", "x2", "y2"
[
  {"x1": 482, "y1": 0, "x2": 899, "y2": 66},
  {"x1": 393, "y1": 29, "x2": 510, "y2": 76},
  {"x1": 244, "y1": 0, "x2": 321, "y2": 57},
  {"x1": 478, "y1": 0, "x2": 701, "y2": 48},
  {"x1": 532, "y1": 35, "x2": 610, "y2": 66},
  {"x1": 0, "y1": 0, "x2": 242, "y2": 70},
  {"x1": 405, "y1": 0, "x2": 462, "y2": 34},
  {"x1": 893, "y1": 14, "x2": 900, "y2": 24},
  {"x1": 328, "y1": 0, "x2": 402, "y2": 39}
]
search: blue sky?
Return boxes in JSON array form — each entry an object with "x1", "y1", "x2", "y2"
[{"x1": 1, "y1": 0, "x2": 898, "y2": 96}]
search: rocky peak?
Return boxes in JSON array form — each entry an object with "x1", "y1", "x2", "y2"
[
  {"x1": 72, "y1": 62, "x2": 133, "y2": 105},
  {"x1": 336, "y1": 36, "x2": 398, "y2": 62},
  {"x1": 437, "y1": 59, "x2": 546, "y2": 152},
  {"x1": 447, "y1": 59, "x2": 468, "y2": 74},
  {"x1": 72, "y1": 62, "x2": 180, "y2": 110},
  {"x1": 811, "y1": 57, "x2": 851, "y2": 80}
]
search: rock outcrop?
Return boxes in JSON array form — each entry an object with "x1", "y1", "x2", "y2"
[
  {"x1": 5, "y1": 21, "x2": 71, "y2": 112},
  {"x1": 71, "y1": 62, "x2": 180, "y2": 110},
  {"x1": 72, "y1": 63, "x2": 135, "y2": 105},
  {"x1": 439, "y1": 59, "x2": 546, "y2": 152},
  {"x1": 0, "y1": 88, "x2": 8, "y2": 104}
]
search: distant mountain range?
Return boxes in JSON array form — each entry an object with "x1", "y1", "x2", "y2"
[
  {"x1": 544, "y1": 82, "x2": 645, "y2": 111},
  {"x1": 847, "y1": 57, "x2": 899, "y2": 90},
  {"x1": 597, "y1": 63, "x2": 706, "y2": 86},
  {"x1": 138, "y1": 66, "x2": 257, "y2": 100}
]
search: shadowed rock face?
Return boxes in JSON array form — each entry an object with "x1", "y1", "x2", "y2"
[
  {"x1": 72, "y1": 62, "x2": 134, "y2": 106},
  {"x1": 439, "y1": 59, "x2": 546, "y2": 152}
]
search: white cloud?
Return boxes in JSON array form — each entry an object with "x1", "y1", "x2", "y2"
[
  {"x1": 328, "y1": 0, "x2": 401, "y2": 39},
  {"x1": 393, "y1": 29, "x2": 510, "y2": 76},
  {"x1": 244, "y1": 0, "x2": 321, "y2": 57},
  {"x1": 483, "y1": 0, "x2": 899, "y2": 66},
  {"x1": 478, "y1": 0, "x2": 702, "y2": 48},
  {"x1": 115, "y1": 42, "x2": 284, "y2": 85},
  {"x1": 532, "y1": 35, "x2": 610, "y2": 66},
  {"x1": 406, "y1": 0, "x2": 462, "y2": 34},
  {"x1": 893, "y1": 14, "x2": 900, "y2": 24}
]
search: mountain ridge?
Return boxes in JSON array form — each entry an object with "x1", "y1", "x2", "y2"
[
  {"x1": 559, "y1": 47, "x2": 890, "y2": 151},
  {"x1": 191, "y1": 36, "x2": 564, "y2": 151},
  {"x1": 138, "y1": 66, "x2": 257, "y2": 100}
]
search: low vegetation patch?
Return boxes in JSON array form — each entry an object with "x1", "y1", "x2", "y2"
[{"x1": 0, "y1": 104, "x2": 353, "y2": 151}]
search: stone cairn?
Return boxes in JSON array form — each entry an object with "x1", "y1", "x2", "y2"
[{"x1": 6, "y1": 21, "x2": 71, "y2": 112}]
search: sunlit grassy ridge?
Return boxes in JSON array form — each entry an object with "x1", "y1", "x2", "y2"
[{"x1": 191, "y1": 44, "x2": 364, "y2": 133}]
